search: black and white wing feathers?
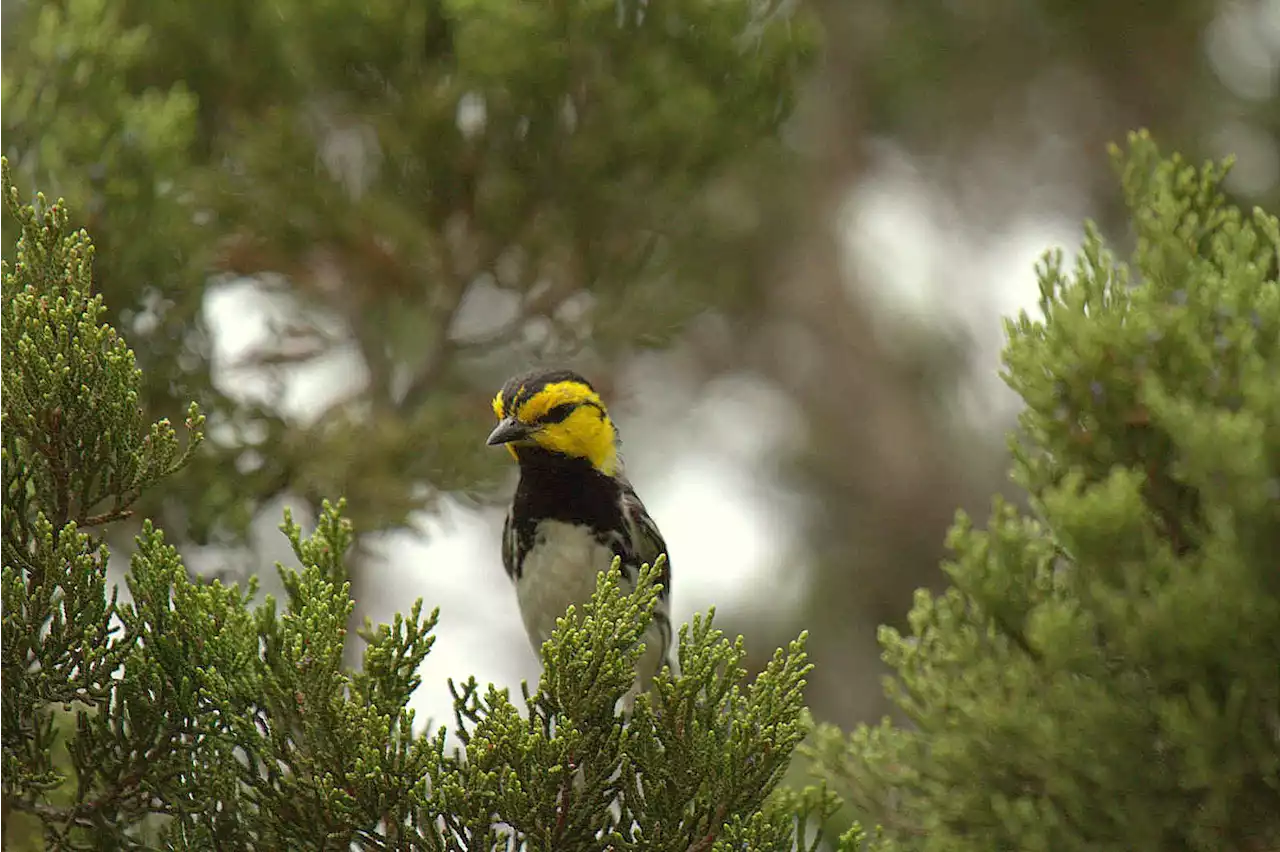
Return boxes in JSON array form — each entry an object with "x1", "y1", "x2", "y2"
[
  {"x1": 616, "y1": 477, "x2": 670, "y2": 594},
  {"x1": 615, "y1": 475, "x2": 675, "y2": 672},
  {"x1": 500, "y1": 510, "x2": 520, "y2": 581}
]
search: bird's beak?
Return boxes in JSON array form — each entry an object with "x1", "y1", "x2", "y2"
[{"x1": 487, "y1": 417, "x2": 536, "y2": 446}]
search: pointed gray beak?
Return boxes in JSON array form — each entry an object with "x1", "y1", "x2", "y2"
[{"x1": 487, "y1": 417, "x2": 536, "y2": 446}]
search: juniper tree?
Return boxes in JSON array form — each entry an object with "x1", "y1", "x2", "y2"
[
  {"x1": 1, "y1": 161, "x2": 831, "y2": 850},
  {"x1": 814, "y1": 132, "x2": 1280, "y2": 851}
]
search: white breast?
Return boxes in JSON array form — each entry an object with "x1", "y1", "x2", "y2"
[{"x1": 516, "y1": 520, "x2": 619, "y2": 649}]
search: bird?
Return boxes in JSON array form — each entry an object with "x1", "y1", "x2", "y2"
[{"x1": 486, "y1": 368, "x2": 675, "y2": 702}]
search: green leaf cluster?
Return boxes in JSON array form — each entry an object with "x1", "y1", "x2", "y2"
[
  {"x1": 814, "y1": 131, "x2": 1280, "y2": 851},
  {"x1": 1, "y1": 161, "x2": 826, "y2": 849}
]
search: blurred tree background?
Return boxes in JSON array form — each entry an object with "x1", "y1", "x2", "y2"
[{"x1": 4, "y1": 0, "x2": 1277, "y2": 734}]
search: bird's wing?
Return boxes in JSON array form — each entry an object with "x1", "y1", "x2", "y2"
[
  {"x1": 617, "y1": 478, "x2": 670, "y2": 598},
  {"x1": 500, "y1": 509, "x2": 520, "y2": 582},
  {"x1": 617, "y1": 477, "x2": 677, "y2": 675}
]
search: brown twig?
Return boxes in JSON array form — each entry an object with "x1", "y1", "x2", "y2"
[
  {"x1": 554, "y1": 760, "x2": 575, "y2": 841},
  {"x1": 684, "y1": 804, "x2": 728, "y2": 852}
]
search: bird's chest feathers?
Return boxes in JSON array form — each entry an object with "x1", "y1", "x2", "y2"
[{"x1": 516, "y1": 520, "x2": 618, "y2": 645}]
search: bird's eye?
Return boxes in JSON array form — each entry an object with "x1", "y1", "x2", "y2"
[{"x1": 538, "y1": 402, "x2": 576, "y2": 424}]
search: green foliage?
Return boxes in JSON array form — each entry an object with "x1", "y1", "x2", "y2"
[
  {"x1": 0, "y1": 0, "x2": 203, "y2": 401},
  {"x1": 0, "y1": 160, "x2": 204, "y2": 802},
  {"x1": 1, "y1": 0, "x2": 279, "y2": 544},
  {"x1": 1, "y1": 164, "x2": 823, "y2": 849},
  {"x1": 2, "y1": 0, "x2": 817, "y2": 543},
  {"x1": 814, "y1": 132, "x2": 1280, "y2": 850}
]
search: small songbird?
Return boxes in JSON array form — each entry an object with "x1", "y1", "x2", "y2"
[{"x1": 487, "y1": 368, "x2": 675, "y2": 698}]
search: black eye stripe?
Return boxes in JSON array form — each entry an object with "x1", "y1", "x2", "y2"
[{"x1": 536, "y1": 402, "x2": 577, "y2": 424}]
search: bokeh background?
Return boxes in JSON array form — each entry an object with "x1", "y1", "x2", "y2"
[{"x1": 4, "y1": 0, "x2": 1278, "y2": 734}]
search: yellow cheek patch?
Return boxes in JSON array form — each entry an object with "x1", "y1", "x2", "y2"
[{"x1": 533, "y1": 406, "x2": 618, "y2": 475}]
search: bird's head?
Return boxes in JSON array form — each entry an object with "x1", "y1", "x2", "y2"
[{"x1": 487, "y1": 369, "x2": 619, "y2": 475}]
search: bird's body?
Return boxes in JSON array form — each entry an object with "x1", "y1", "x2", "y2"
[
  {"x1": 487, "y1": 369, "x2": 674, "y2": 695},
  {"x1": 511, "y1": 517, "x2": 617, "y2": 648}
]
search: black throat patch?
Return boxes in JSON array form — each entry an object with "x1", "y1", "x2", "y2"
[{"x1": 510, "y1": 446, "x2": 625, "y2": 538}]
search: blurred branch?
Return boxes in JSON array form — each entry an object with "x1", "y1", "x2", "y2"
[{"x1": 684, "y1": 0, "x2": 1007, "y2": 727}]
